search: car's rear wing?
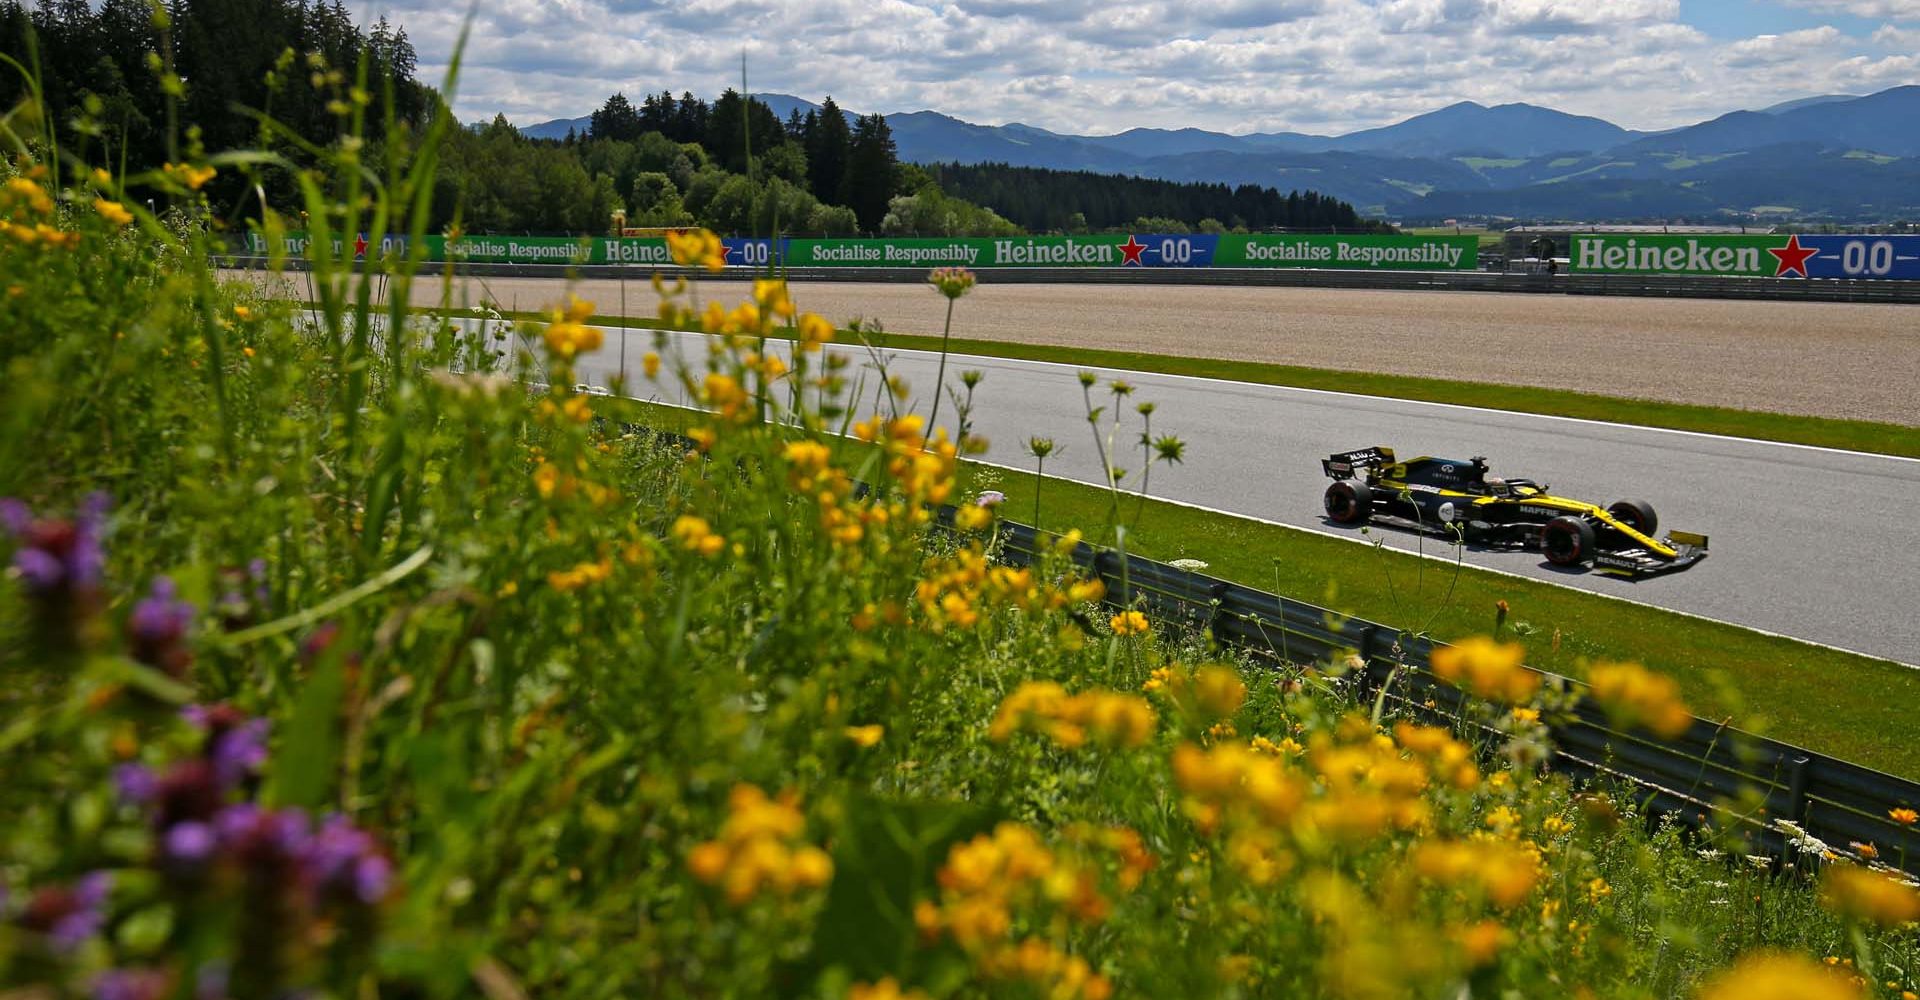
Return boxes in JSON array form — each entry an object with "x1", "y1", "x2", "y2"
[{"x1": 1322, "y1": 446, "x2": 1396, "y2": 480}]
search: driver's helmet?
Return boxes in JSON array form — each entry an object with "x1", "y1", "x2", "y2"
[{"x1": 1484, "y1": 476, "x2": 1508, "y2": 494}]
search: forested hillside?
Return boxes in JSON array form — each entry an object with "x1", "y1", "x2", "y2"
[
  {"x1": 926, "y1": 162, "x2": 1389, "y2": 233},
  {"x1": 1, "y1": 5, "x2": 1383, "y2": 237}
]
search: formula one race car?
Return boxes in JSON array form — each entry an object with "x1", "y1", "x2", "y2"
[{"x1": 1320, "y1": 447, "x2": 1708, "y2": 577}]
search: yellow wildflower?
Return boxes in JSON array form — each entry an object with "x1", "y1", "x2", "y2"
[
  {"x1": 667, "y1": 228, "x2": 726, "y2": 271},
  {"x1": 848, "y1": 979, "x2": 931, "y2": 1000},
  {"x1": 991, "y1": 681, "x2": 1155, "y2": 749},
  {"x1": 954, "y1": 503, "x2": 993, "y2": 531},
  {"x1": 1411, "y1": 839, "x2": 1540, "y2": 909},
  {"x1": 546, "y1": 559, "x2": 613, "y2": 592},
  {"x1": 162, "y1": 161, "x2": 217, "y2": 190},
  {"x1": 1456, "y1": 920, "x2": 1508, "y2": 967},
  {"x1": 1109, "y1": 610, "x2": 1150, "y2": 636},
  {"x1": 1890, "y1": 808, "x2": 1918, "y2": 825},
  {"x1": 752, "y1": 278, "x2": 795, "y2": 319},
  {"x1": 687, "y1": 784, "x2": 832, "y2": 905},
  {"x1": 797, "y1": 312, "x2": 835, "y2": 350},
  {"x1": 643, "y1": 351, "x2": 661, "y2": 378},
  {"x1": 93, "y1": 199, "x2": 134, "y2": 228},
  {"x1": 672, "y1": 515, "x2": 726, "y2": 558},
  {"x1": 1819, "y1": 866, "x2": 1920, "y2": 926},
  {"x1": 1193, "y1": 665, "x2": 1247, "y2": 718},
  {"x1": 1429, "y1": 636, "x2": 1538, "y2": 704},
  {"x1": 1587, "y1": 661, "x2": 1692, "y2": 738},
  {"x1": 1695, "y1": 952, "x2": 1862, "y2": 1000},
  {"x1": 845, "y1": 724, "x2": 884, "y2": 748}
]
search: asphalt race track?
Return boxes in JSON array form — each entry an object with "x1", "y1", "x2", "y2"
[{"x1": 536, "y1": 322, "x2": 1920, "y2": 667}]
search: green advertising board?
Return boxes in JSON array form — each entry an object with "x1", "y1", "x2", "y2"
[{"x1": 1216, "y1": 234, "x2": 1477, "y2": 270}]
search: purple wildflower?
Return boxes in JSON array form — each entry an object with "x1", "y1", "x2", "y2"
[
  {"x1": 128, "y1": 576, "x2": 195, "y2": 677},
  {"x1": 114, "y1": 763, "x2": 159, "y2": 806},
  {"x1": 180, "y1": 704, "x2": 266, "y2": 790},
  {"x1": 0, "y1": 496, "x2": 29, "y2": 533},
  {"x1": 216, "y1": 803, "x2": 312, "y2": 871},
  {"x1": 19, "y1": 870, "x2": 112, "y2": 953},
  {"x1": 165, "y1": 821, "x2": 217, "y2": 865},
  {"x1": 975, "y1": 490, "x2": 1005, "y2": 507},
  {"x1": 308, "y1": 814, "x2": 393, "y2": 906},
  {"x1": 1, "y1": 495, "x2": 109, "y2": 598},
  {"x1": 209, "y1": 718, "x2": 269, "y2": 790},
  {"x1": 14, "y1": 545, "x2": 66, "y2": 589},
  {"x1": 92, "y1": 967, "x2": 171, "y2": 1000}
]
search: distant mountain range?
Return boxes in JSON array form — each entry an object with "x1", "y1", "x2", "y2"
[{"x1": 515, "y1": 86, "x2": 1920, "y2": 223}]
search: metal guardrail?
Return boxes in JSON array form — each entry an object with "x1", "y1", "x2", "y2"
[
  {"x1": 973, "y1": 515, "x2": 1920, "y2": 873},
  {"x1": 222, "y1": 256, "x2": 1920, "y2": 305}
]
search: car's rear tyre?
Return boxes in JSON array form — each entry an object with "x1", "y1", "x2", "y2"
[
  {"x1": 1542, "y1": 515, "x2": 1596, "y2": 566},
  {"x1": 1605, "y1": 499, "x2": 1658, "y2": 537},
  {"x1": 1324, "y1": 481, "x2": 1373, "y2": 525}
]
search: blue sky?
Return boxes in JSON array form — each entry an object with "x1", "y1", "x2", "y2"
[{"x1": 375, "y1": 0, "x2": 1920, "y2": 135}]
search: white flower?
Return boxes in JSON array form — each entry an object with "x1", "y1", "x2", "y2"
[{"x1": 1169, "y1": 558, "x2": 1209, "y2": 572}]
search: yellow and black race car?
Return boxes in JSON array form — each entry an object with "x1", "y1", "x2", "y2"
[{"x1": 1320, "y1": 447, "x2": 1708, "y2": 577}]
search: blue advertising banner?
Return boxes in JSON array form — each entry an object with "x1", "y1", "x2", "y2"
[{"x1": 1795, "y1": 235, "x2": 1920, "y2": 280}]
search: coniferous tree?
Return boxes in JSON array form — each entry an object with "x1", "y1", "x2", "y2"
[
  {"x1": 841, "y1": 112, "x2": 897, "y2": 232},
  {"x1": 672, "y1": 91, "x2": 707, "y2": 144},
  {"x1": 590, "y1": 92, "x2": 641, "y2": 142},
  {"x1": 807, "y1": 97, "x2": 851, "y2": 209}
]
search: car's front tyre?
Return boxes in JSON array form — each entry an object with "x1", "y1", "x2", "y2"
[
  {"x1": 1542, "y1": 515, "x2": 1596, "y2": 567},
  {"x1": 1324, "y1": 481, "x2": 1373, "y2": 525},
  {"x1": 1605, "y1": 499, "x2": 1659, "y2": 537}
]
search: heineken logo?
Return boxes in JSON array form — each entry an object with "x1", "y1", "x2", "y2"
[
  {"x1": 991, "y1": 238, "x2": 1116, "y2": 266},
  {"x1": 1574, "y1": 237, "x2": 1768, "y2": 276}
]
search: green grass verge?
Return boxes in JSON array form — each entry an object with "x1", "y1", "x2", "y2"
[
  {"x1": 602, "y1": 394, "x2": 1920, "y2": 779},
  {"x1": 515, "y1": 309, "x2": 1918, "y2": 459}
]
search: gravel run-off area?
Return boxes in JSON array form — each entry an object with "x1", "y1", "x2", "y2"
[{"x1": 237, "y1": 271, "x2": 1920, "y2": 426}]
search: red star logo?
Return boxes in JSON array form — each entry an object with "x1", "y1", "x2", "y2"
[
  {"x1": 353, "y1": 233, "x2": 369, "y2": 258},
  {"x1": 1118, "y1": 235, "x2": 1146, "y2": 266},
  {"x1": 1768, "y1": 234, "x2": 1816, "y2": 278},
  {"x1": 719, "y1": 243, "x2": 736, "y2": 262}
]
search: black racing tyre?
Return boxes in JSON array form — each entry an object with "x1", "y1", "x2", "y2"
[
  {"x1": 1542, "y1": 516, "x2": 1597, "y2": 567},
  {"x1": 1605, "y1": 499, "x2": 1658, "y2": 537},
  {"x1": 1324, "y1": 480, "x2": 1374, "y2": 525}
]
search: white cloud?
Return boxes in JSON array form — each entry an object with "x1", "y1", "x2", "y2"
[
  {"x1": 1719, "y1": 25, "x2": 1844, "y2": 66},
  {"x1": 1780, "y1": 0, "x2": 1920, "y2": 17},
  {"x1": 381, "y1": 0, "x2": 1920, "y2": 136}
]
